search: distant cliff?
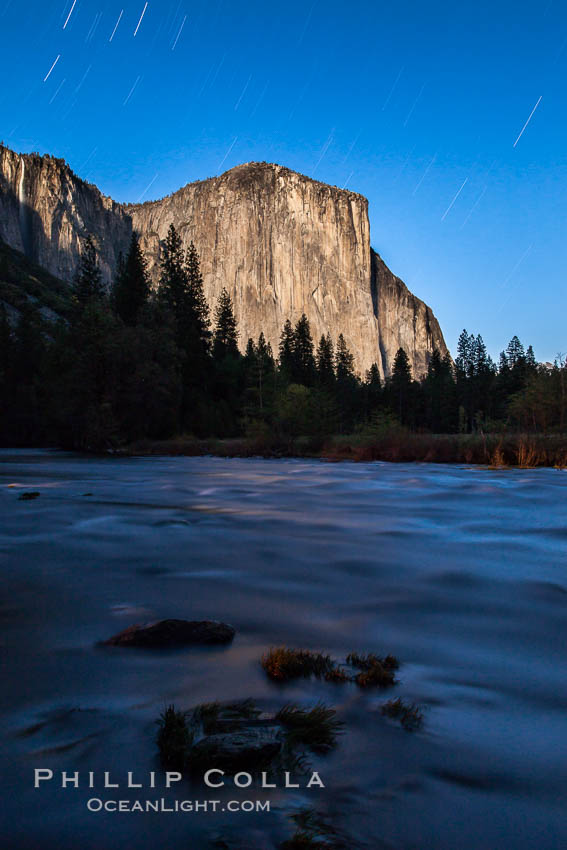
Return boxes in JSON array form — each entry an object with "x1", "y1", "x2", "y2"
[
  {"x1": 0, "y1": 145, "x2": 448, "y2": 376},
  {"x1": 0, "y1": 145, "x2": 131, "y2": 285}
]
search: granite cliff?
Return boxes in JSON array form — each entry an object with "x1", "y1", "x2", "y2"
[
  {"x1": 0, "y1": 145, "x2": 448, "y2": 376},
  {"x1": 0, "y1": 145, "x2": 131, "y2": 285}
]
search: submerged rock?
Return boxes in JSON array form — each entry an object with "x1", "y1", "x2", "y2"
[
  {"x1": 190, "y1": 727, "x2": 282, "y2": 771},
  {"x1": 157, "y1": 699, "x2": 340, "y2": 775},
  {"x1": 18, "y1": 491, "x2": 40, "y2": 501},
  {"x1": 104, "y1": 618, "x2": 235, "y2": 648}
]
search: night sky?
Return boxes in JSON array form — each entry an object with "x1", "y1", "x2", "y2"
[{"x1": 2, "y1": 0, "x2": 565, "y2": 361}]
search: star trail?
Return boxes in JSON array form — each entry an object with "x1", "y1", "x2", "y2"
[{"x1": 1, "y1": 0, "x2": 564, "y2": 361}]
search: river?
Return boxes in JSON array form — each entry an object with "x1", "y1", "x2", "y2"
[{"x1": 1, "y1": 451, "x2": 566, "y2": 849}]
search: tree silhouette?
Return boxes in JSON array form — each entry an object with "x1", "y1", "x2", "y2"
[
  {"x1": 292, "y1": 313, "x2": 316, "y2": 386},
  {"x1": 112, "y1": 233, "x2": 150, "y2": 325},
  {"x1": 213, "y1": 287, "x2": 239, "y2": 360},
  {"x1": 316, "y1": 333, "x2": 335, "y2": 387},
  {"x1": 73, "y1": 236, "x2": 104, "y2": 308}
]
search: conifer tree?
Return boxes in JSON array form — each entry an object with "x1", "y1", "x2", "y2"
[
  {"x1": 506, "y1": 335, "x2": 526, "y2": 367},
  {"x1": 213, "y1": 288, "x2": 239, "y2": 360},
  {"x1": 185, "y1": 241, "x2": 211, "y2": 352},
  {"x1": 248, "y1": 332, "x2": 275, "y2": 413},
  {"x1": 424, "y1": 348, "x2": 457, "y2": 432},
  {"x1": 390, "y1": 347, "x2": 413, "y2": 424},
  {"x1": 278, "y1": 319, "x2": 295, "y2": 379},
  {"x1": 157, "y1": 229, "x2": 212, "y2": 431},
  {"x1": 363, "y1": 363, "x2": 382, "y2": 417},
  {"x1": 257, "y1": 332, "x2": 274, "y2": 371},
  {"x1": 316, "y1": 334, "x2": 335, "y2": 387},
  {"x1": 334, "y1": 334, "x2": 358, "y2": 431},
  {"x1": 472, "y1": 335, "x2": 489, "y2": 375},
  {"x1": 365, "y1": 363, "x2": 381, "y2": 388},
  {"x1": 73, "y1": 236, "x2": 104, "y2": 308},
  {"x1": 335, "y1": 334, "x2": 355, "y2": 383},
  {"x1": 292, "y1": 313, "x2": 316, "y2": 386},
  {"x1": 112, "y1": 233, "x2": 150, "y2": 325},
  {"x1": 455, "y1": 329, "x2": 473, "y2": 378},
  {"x1": 158, "y1": 224, "x2": 188, "y2": 322}
]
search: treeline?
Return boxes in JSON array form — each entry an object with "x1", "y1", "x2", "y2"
[{"x1": 0, "y1": 226, "x2": 564, "y2": 450}]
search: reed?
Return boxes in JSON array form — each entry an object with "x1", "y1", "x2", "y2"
[{"x1": 126, "y1": 432, "x2": 567, "y2": 468}]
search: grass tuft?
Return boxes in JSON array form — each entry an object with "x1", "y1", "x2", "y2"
[
  {"x1": 346, "y1": 652, "x2": 399, "y2": 671},
  {"x1": 354, "y1": 666, "x2": 395, "y2": 688},
  {"x1": 193, "y1": 702, "x2": 220, "y2": 734},
  {"x1": 156, "y1": 705, "x2": 192, "y2": 769},
  {"x1": 262, "y1": 647, "x2": 336, "y2": 682},
  {"x1": 281, "y1": 808, "x2": 347, "y2": 849},
  {"x1": 323, "y1": 667, "x2": 351, "y2": 683},
  {"x1": 381, "y1": 697, "x2": 424, "y2": 731},
  {"x1": 276, "y1": 703, "x2": 343, "y2": 754},
  {"x1": 347, "y1": 652, "x2": 398, "y2": 688}
]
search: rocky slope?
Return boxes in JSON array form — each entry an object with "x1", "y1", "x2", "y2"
[
  {"x1": 0, "y1": 144, "x2": 448, "y2": 376},
  {"x1": 0, "y1": 238, "x2": 71, "y2": 323}
]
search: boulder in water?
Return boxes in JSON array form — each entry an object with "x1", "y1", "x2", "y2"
[
  {"x1": 104, "y1": 618, "x2": 235, "y2": 648},
  {"x1": 190, "y1": 727, "x2": 282, "y2": 771}
]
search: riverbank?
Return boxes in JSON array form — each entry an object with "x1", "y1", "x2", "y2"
[{"x1": 125, "y1": 432, "x2": 567, "y2": 468}]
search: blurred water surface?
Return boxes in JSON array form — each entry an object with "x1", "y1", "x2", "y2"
[{"x1": 1, "y1": 451, "x2": 566, "y2": 849}]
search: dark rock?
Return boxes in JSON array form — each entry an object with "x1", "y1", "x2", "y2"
[
  {"x1": 190, "y1": 727, "x2": 281, "y2": 771},
  {"x1": 104, "y1": 618, "x2": 235, "y2": 648},
  {"x1": 18, "y1": 491, "x2": 40, "y2": 501}
]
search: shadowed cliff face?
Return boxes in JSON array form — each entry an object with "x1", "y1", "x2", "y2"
[
  {"x1": 371, "y1": 249, "x2": 448, "y2": 377},
  {"x1": 0, "y1": 146, "x2": 132, "y2": 284},
  {"x1": 0, "y1": 146, "x2": 448, "y2": 376}
]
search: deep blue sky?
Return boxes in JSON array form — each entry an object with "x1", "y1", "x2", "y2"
[{"x1": 2, "y1": 0, "x2": 565, "y2": 362}]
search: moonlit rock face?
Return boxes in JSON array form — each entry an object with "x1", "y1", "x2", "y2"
[
  {"x1": 0, "y1": 145, "x2": 131, "y2": 285},
  {"x1": 0, "y1": 147, "x2": 448, "y2": 376}
]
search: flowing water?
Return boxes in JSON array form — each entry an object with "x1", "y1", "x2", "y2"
[{"x1": 1, "y1": 451, "x2": 566, "y2": 849}]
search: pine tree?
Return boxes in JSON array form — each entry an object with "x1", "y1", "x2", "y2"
[
  {"x1": 185, "y1": 241, "x2": 211, "y2": 352},
  {"x1": 335, "y1": 334, "x2": 355, "y2": 383},
  {"x1": 278, "y1": 319, "x2": 295, "y2": 379},
  {"x1": 364, "y1": 363, "x2": 382, "y2": 417},
  {"x1": 472, "y1": 335, "x2": 489, "y2": 375},
  {"x1": 252, "y1": 332, "x2": 275, "y2": 413},
  {"x1": 424, "y1": 348, "x2": 457, "y2": 432},
  {"x1": 316, "y1": 334, "x2": 335, "y2": 387},
  {"x1": 257, "y1": 332, "x2": 274, "y2": 371},
  {"x1": 158, "y1": 224, "x2": 188, "y2": 322},
  {"x1": 213, "y1": 288, "x2": 239, "y2": 360},
  {"x1": 526, "y1": 345, "x2": 537, "y2": 369},
  {"x1": 112, "y1": 233, "x2": 150, "y2": 325},
  {"x1": 455, "y1": 329, "x2": 473, "y2": 378},
  {"x1": 334, "y1": 334, "x2": 358, "y2": 432},
  {"x1": 292, "y1": 314, "x2": 316, "y2": 386},
  {"x1": 73, "y1": 236, "x2": 104, "y2": 308},
  {"x1": 157, "y1": 229, "x2": 212, "y2": 432},
  {"x1": 365, "y1": 363, "x2": 381, "y2": 388},
  {"x1": 506, "y1": 335, "x2": 525, "y2": 367},
  {"x1": 390, "y1": 347, "x2": 413, "y2": 424},
  {"x1": 392, "y1": 347, "x2": 411, "y2": 382},
  {"x1": 244, "y1": 337, "x2": 256, "y2": 362}
]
